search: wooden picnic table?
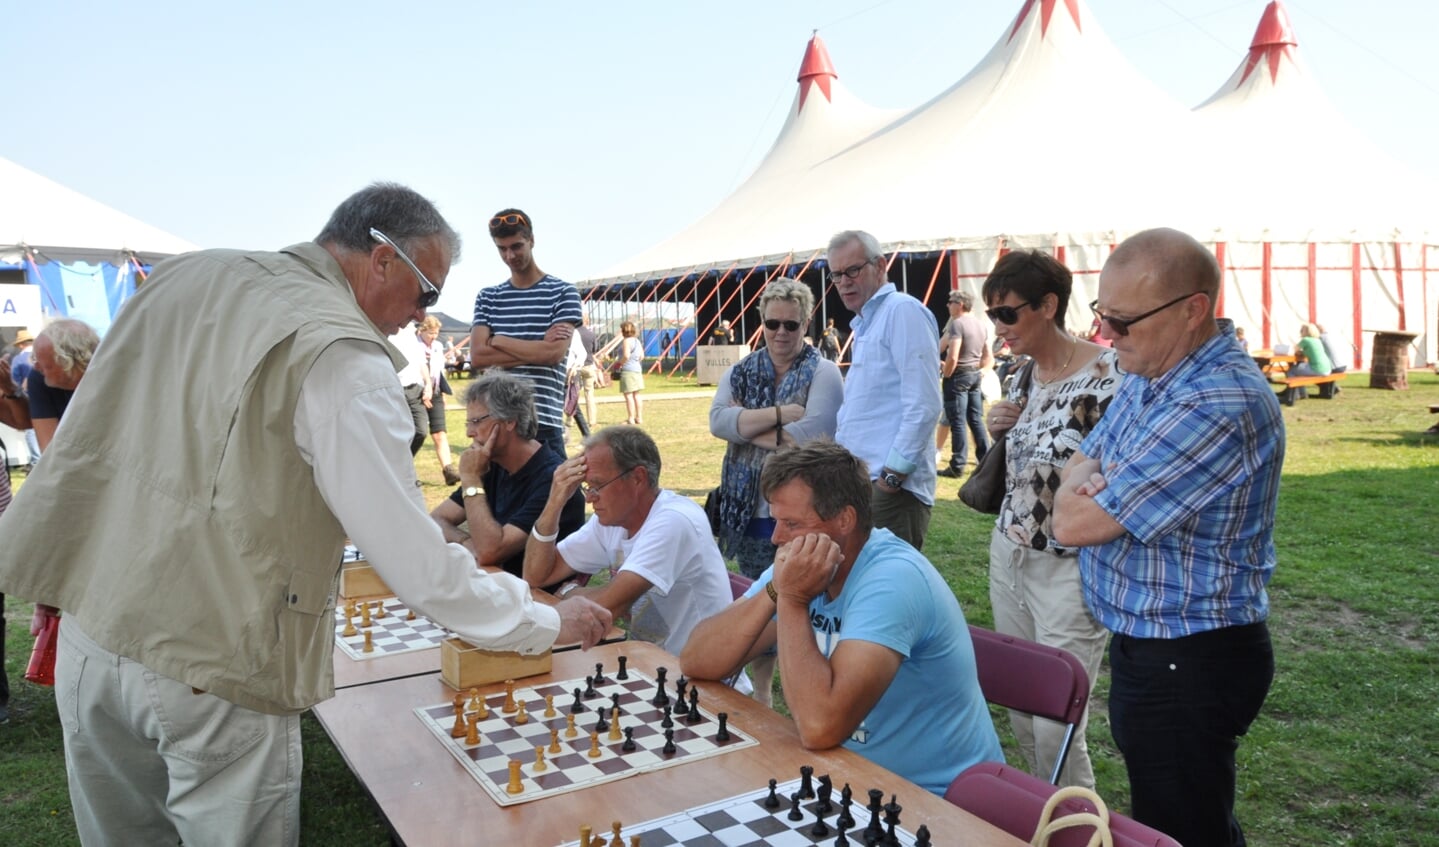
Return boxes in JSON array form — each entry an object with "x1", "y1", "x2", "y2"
[{"x1": 312, "y1": 640, "x2": 1025, "y2": 847}]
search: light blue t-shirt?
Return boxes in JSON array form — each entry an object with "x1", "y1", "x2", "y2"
[{"x1": 747, "y1": 529, "x2": 1002, "y2": 794}]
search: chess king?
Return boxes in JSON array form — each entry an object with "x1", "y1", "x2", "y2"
[{"x1": 680, "y1": 440, "x2": 1002, "y2": 795}]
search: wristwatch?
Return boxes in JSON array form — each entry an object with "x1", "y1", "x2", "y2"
[
  {"x1": 463, "y1": 485, "x2": 485, "y2": 498},
  {"x1": 879, "y1": 469, "x2": 904, "y2": 489}
]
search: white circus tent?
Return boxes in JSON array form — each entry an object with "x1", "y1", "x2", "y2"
[{"x1": 588, "y1": 0, "x2": 1436, "y2": 369}]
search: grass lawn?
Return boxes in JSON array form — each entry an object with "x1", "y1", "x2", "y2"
[{"x1": 2, "y1": 369, "x2": 1436, "y2": 846}]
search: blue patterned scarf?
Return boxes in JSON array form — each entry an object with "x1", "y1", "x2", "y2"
[{"x1": 716, "y1": 344, "x2": 821, "y2": 559}]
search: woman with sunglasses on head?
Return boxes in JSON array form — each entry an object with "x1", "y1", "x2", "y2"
[
  {"x1": 979, "y1": 250, "x2": 1119, "y2": 789},
  {"x1": 708, "y1": 279, "x2": 843, "y2": 704}
]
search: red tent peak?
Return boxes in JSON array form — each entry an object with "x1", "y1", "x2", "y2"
[
  {"x1": 797, "y1": 32, "x2": 837, "y2": 111},
  {"x1": 1240, "y1": 1, "x2": 1299, "y2": 86},
  {"x1": 1008, "y1": 0, "x2": 1083, "y2": 44}
]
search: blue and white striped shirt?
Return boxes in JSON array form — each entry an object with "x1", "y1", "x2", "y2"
[
  {"x1": 1077, "y1": 331, "x2": 1285, "y2": 639},
  {"x1": 472, "y1": 275, "x2": 582, "y2": 430}
]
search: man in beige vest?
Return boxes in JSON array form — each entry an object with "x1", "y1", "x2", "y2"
[{"x1": 0, "y1": 183, "x2": 611, "y2": 847}]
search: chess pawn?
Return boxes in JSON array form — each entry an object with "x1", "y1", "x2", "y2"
[
  {"x1": 588, "y1": 731, "x2": 602, "y2": 759},
  {"x1": 362, "y1": 630, "x2": 373, "y2": 653},
  {"x1": 515, "y1": 700, "x2": 529, "y2": 725},
  {"x1": 549, "y1": 728, "x2": 561, "y2": 754},
  {"x1": 465, "y1": 712, "x2": 480, "y2": 745},
  {"x1": 406, "y1": 607, "x2": 417, "y2": 621},
  {"x1": 544, "y1": 694, "x2": 556, "y2": 717},
  {"x1": 609, "y1": 821, "x2": 623, "y2": 847},
  {"x1": 565, "y1": 714, "x2": 578, "y2": 738},
  {"x1": 533, "y1": 745, "x2": 547, "y2": 772},
  {"x1": 375, "y1": 600, "x2": 387, "y2": 618},
  {"x1": 475, "y1": 694, "x2": 489, "y2": 720}
]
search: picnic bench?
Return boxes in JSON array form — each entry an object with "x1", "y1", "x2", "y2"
[{"x1": 1274, "y1": 373, "x2": 1343, "y2": 406}]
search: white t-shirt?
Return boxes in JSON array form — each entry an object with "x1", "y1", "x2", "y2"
[
  {"x1": 388, "y1": 327, "x2": 425, "y2": 386},
  {"x1": 557, "y1": 490, "x2": 733, "y2": 656}
]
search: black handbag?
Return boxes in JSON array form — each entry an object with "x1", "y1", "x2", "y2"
[{"x1": 958, "y1": 361, "x2": 1034, "y2": 514}]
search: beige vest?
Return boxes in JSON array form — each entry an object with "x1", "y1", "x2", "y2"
[{"x1": 0, "y1": 243, "x2": 405, "y2": 715}]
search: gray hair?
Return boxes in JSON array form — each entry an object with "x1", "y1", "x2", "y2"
[
  {"x1": 758, "y1": 278, "x2": 814, "y2": 322},
  {"x1": 583, "y1": 425, "x2": 661, "y2": 491},
  {"x1": 827, "y1": 230, "x2": 884, "y2": 263},
  {"x1": 316, "y1": 182, "x2": 462, "y2": 262},
  {"x1": 39, "y1": 318, "x2": 100, "y2": 378},
  {"x1": 465, "y1": 372, "x2": 538, "y2": 440}
]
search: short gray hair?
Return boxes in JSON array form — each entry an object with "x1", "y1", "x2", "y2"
[
  {"x1": 38, "y1": 318, "x2": 99, "y2": 378},
  {"x1": 465, "y1": 372, "x2": 538, "y2": 440},
  {"x1": 758, "y1": 278, "x2": 814, "y2": 323},
  {"x1": 584, "y1": 425, "x2": 661, "y2": 491},
  {"x1": 316, "y1": 182, "x2": 462, "y2": 262},
  {"x1": 827, "y1": 230, "x2": 884, "y2": 263}
]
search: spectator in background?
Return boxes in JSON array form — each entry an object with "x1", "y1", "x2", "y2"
[
  {"x1": 9, "y1": 329, "x2": 37, "y2": 465},
  {"x1": 1234, "y1": 325, "x2": 1249, "y2": 353},
  {"x1": 818, "y1": 318, "x2": 842, "y2": 362},
  {"x1": 28, "y1": 318, "x2": 99, "y2": 451},
  {"x1": 1292, "y1": 323, "x2": 1333, "y2": 376},
  {"x1": 0, "y1": 354, "x2": 32, "y2": 724},
  {"x1": 938, "y1": 290, "x2": 992, "y2": 478},
  {"x1": 616, "y1": 321, "x2": 645, "y2": 426},
  {"x1": 709, "y1": 320, "x2": 736, "y2": 345},
  {"x1": 389, "y1": 321, "x2": 429, "y2": 456},
  {"x1": 1316, "y1": 323, "x2": 1347, "y2": 372},
  {"x1": 575, "y1": 315, "x2": 601, "y2": 427},
  {"x1": 417, "y1": 316, "x2": 460, "y2": 485}
]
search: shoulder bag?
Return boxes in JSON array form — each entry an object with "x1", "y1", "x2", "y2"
[{"x1": 958, "y1": 360, "x2": 1034, "y2": 514}]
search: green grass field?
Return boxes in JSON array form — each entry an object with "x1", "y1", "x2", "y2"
[{"x1": 3, "y1": 368, "x2": 1436, "y2": 845}]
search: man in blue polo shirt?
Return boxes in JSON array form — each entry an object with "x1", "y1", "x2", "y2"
[
  {"x1": 469, "y1": 209, "x2": 581, "y2": 459},
  {"x1": 1054, "y1": 227, "x2": 1283, "y2": 847}
]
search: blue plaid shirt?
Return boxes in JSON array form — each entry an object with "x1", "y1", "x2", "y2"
[{"x1": 1077, "y1": 332, "x2": 1285, "y2": 639}]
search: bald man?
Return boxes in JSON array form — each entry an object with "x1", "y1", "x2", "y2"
[{"x1": 1053, "y1": 228, "x2": 1283, "y2": 847}]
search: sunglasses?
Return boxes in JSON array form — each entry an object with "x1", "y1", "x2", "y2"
[
  {"x1": 985, "y1": 301, "x2": 1040, "y2": 325},
  {"x1": 1089, "y1": 292, "x2": 1199, "y2": 337},
  {"x1": 763, "y1": 319, "x2": 802, "y2": 332},
  {"x1": 370, "y1": 228, "x2": 440, "y2": 310},
  {"x1": 489, "y1": 212, "x2": 530, "y2": 230},
  {"x1": 830, "y1": 260, "x2": 873, "y2": 281}
]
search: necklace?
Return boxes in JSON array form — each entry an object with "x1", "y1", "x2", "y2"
[{"x1": 1034, "y1": 336, "x2": 1077, "y2": 388}]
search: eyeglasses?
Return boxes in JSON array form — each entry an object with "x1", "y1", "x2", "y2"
[
  {"x1": 985, "y1": 301, "x2": 1041, "y2": 325},
  {"x1": 580, "y1": 467, "x2": 634, "y2": 500},
  {"x1": 763, "y1": 319, "x2": 801, "y2": 333},
  {"x1": 465, "y1": 413, "x2": 494, "y2": 428},
  {"x1": 489, "y1": 212, "x2": 530, "y2": 230},
  {"x1": 1089, "y1": 292, "x2": 1200, "y2": 337},
  {"x1": 830, "y1": 260, "x2": 873, "y2": 282},
  {"x1": 370, "y1": 228, "x2": 440, "y2": 310}
]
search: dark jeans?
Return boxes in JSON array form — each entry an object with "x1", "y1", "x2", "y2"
[
  {"x1": 944, "y1": 369, "x2": 988, "y2": 471},
  {"x1": 1109, "y1": 621, "x2": 1274, "y2": 847},
  {"x1": 537, "y1": 424, "x2": 567, "y2": 460},
  {"x1": 402, "y1": 384, "x2": 427, "y2": 456}
]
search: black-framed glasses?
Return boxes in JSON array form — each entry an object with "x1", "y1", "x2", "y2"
[
  {"x1": 489, "y1": 212, "x2": 530, "y2": 230},
  {"x1": 370, "y1": 228, "x2": 440, "y2": 310},
  {"x1": 985, "y1": 301, "x2": 1041, "y2": 325},
  {"x1": 465, "y1": 413, "x2": 494, "y2": 428},
  {"x1": 580, "y1": 467, "x2": 634, "y2": 500},
  {"x1": 763, "y1": 319, "x2": 801, "y2": 333},
  {"x1": 830, "y1": 259, "x2": 873, "y2": 282},
  {"x1": 1089, "y1": 292, "x2": 1200, "y2": 337}
]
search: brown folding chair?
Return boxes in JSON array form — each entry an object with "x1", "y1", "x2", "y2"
[
  {"x1": 968, "y1": 624, "x2": 1090, "y2": 785},
  {"x1": 944, "y1": 762, "x2": 1183, "y2": 847}
]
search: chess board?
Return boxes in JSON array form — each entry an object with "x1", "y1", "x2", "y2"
[
  {"x1": 334, "y1": 598, "x2": 450, "y2": 661},
  {"x1": 415, "y1": 668, "x2": 758, "y2": 806},
  {"x1": 555, "y1": 776, "x2": 922, "y2": 846}
]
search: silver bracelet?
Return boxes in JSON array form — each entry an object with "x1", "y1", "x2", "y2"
[{"x1": 531, "y1": 525, "x2": 559, "y2": 543}]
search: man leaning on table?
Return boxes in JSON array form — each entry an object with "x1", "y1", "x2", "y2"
[
  {"x1": 680, "y1": 440, "x2": 1001, "y2": 796},
  {"x1": 0, "y1": 183, "x2": 612, "y2": 847},
  {"x1": 1053, "y1": 227, "x2": 1282, "y2": 847}
]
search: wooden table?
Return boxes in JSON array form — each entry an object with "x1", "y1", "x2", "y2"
[
  {"x1": 1251, "y1": 350, "x2": 1296, "y2": 377},
  {"x1": 333, "y1": 587, "x2": 626, "y2": 690},
  {"x1": 312, "y1": 641, "x2": 1025, "y2": 847}
]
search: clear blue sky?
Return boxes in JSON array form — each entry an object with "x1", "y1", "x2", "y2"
[{"x1": 10, "y1": 0, "x2": 1437, "y2": 319}]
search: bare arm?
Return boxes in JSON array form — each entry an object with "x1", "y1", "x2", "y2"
[
  {"x1": 772, "y1": 534, "x2": 903, "y2": 749},
  {"x1": 33, "y1": 417, "x2": 59, "y2": 451},
  {"x1": 941, "y1": 333, "x2": 959, "y2": 378},
  {"x1": 522, "y1": 453, "x2": 587, "y2": 588},
  {"x1": 468, "y1": 325, "x2": 526, "y2": 369},
  {"x1": 430, "y1": 498, "x2": 477, "y2": 553},
  {"x1": 0, "y1": 360, "x2": 30, "y2": 429},
  {"x1": 1052, "y1": 450, "x2": 1127, "y2": 547},
  {"x1": 680, "y1": 592, "x2": 779, "y2": 681}
]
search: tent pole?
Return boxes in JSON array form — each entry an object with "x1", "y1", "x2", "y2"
[{"x1": 1394, "y1": 242, "x2": 1407, "y2": 332}]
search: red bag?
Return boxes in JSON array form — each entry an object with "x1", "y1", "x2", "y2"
[{"x1": 26, "y1": 614, "x2": 59, "y2": 686}]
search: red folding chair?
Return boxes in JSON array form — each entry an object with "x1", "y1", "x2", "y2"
[
  {"x1": 727, "y1": 571, "x2": 754, "y2": 600},
  {"x1": 968, "y1": 625, "x2": 1090, "y2": 785},
  {"x1": 944, "y1": 762, "x2": 1183, "y2": 847}
]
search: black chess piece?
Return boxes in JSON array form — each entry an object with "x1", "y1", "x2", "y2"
[
  {"x1": 809, "y1": 805, "x2": 830, "y2": 838},
  {"x1": 914, "y1": 823, "x2": 931, "y2": 846},
  {"x1": 621, "y1": 727, "x2": 637, "y2": 752},
  {"x1": 673, "y1": 676, "x2": 689, "y2": 714},
  {"x1": 652, "y1": 667, "x2": 670, "y2": 707},
  {"x1": 660, "y1": 704, "x2": 674, "y2": 729},
  {"x1": 715, "y1": 712, "x2": 730, "y2": 742},
  {"x1": 816, "y1": 775, "x2": 833, "y2": 813},
  {"x1": 864, "y1": 789, "x2": 884, "y2": 843},
  {"x1": 583, "y1": 674, "x2": 598, "y2": 698},
  {"x1": 883, "y1": 795, "x2": 902, "y2": 846},
  {"x1": 837, "y1": 783, "x2": 855, "y2": 829},
  {"x1": 685, "y1": 687, "x2": 701, "y2": 724},
  {"x1": 593, "y1": 662, "x2": 606, "y2": 685},
  {"x1": 594, "y1": 708, "x2": 609, "y2": 734},
  {"x1": 798, "y1": 765, "x2": 816, "y2": 799},
  {"x1": 611, "y1": 692, "x2": 621, "y2": 715},
  {"x1": 763, "y1": 778, "x2": 781, "y2": 809},
  {"x1": 787, "y1": 792, "x2": 804, "y2": 821},
  {"x1": 616, "y1": 655, "x2": 628, "y2": 680},
  {"x1": 834, "y1": 821, "x2": 850, "y2": 847},
  {"x1": 662, "y1": 728, "x2": 676, "y2": 755},
  {"x1": 570, "y1": 687, "x2": 588, "y2": 713}
]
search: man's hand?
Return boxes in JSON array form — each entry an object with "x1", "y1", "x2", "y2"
[
  {"x1": 554, "y1": 597, "x2": 614, "y2": 650},
  {"x1": 549, "y1": 453, "x2": 587, "y2": 505},
  {"x1": 1061, "y1": 456, "x2": 1105, "y2": 496},
  {"x1": 773, "y1": 533, "x2": 842, "y2": 603},
  {"x1": 460, "y1": 427, "x2": 498, "y2": 483},
  {"x1": 544, "y1": 323, "x2": 576, "y2": 344},
  {"x1": 31, "y1": 604, "x2": 60, "y2": 635}
]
